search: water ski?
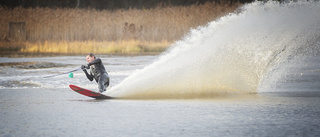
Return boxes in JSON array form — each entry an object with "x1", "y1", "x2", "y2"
[{"x1": 69, "y1": 84, "x2": 113, "y2": 99}]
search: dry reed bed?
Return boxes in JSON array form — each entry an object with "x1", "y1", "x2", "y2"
[
  {"x1": 21, "y1": 40, "x2": 171, "y2": 53},
  {"x1": 0, "y1": 2, "x2": 240, "y2": 54}
]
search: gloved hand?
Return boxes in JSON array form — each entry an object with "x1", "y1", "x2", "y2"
[{"x1": 81, "y1": 65, "x2": 89, "y2": 71}]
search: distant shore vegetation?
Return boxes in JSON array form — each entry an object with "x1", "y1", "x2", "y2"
[{"x1": 0, "y1": 1, "x2": 241, "y2": 55}]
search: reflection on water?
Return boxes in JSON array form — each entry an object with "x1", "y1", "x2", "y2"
[{"x1": 0, "y1": 62, "x2": 68, "y2": 69}]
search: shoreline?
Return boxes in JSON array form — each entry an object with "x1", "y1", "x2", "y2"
[
  {"x1": 0, "y1": 51, "x2": 162, "y2": 58},
  {"x1": 0, "y1": 40, "x2": 171, "y2": 57}
]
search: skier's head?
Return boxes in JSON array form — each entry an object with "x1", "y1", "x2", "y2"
[{"x1": 86, "y1": 53, "x2": 96, "y2": 63}]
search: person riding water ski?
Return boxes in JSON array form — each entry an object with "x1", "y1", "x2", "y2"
[{"x1": 81, "y1": 53, "x2": 110, "y2": 93}]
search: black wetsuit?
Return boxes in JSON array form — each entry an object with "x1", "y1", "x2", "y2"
[{"x1": 82, "y1": 58, "x2": 110, "y2": 93}]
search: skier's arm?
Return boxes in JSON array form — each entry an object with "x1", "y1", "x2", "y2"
[
  {"x1": 87, "y1": 58, "x2": 101, "y2": 66},
  {"x1": 81, "y1": 65, "x2": 93, "y2": 81},
  {"x1": 83, "y1": 69, "x2": 94, "y2": 81}
]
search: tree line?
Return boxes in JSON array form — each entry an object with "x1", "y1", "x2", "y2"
[{"x1": 0, "y1": 0, "x2": 254, "y2": 10}]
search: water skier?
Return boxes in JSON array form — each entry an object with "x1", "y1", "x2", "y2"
[{"x1": 81, "y1": 53, "x2": 110, "y2": 93}]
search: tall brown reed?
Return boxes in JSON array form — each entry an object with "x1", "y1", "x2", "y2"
[
  {"x1": 0, "y1": 1, "x2": 240, "y2": 42},
  {"x1": 0, "y1": 1, "x2": 241, "y2": 54}
]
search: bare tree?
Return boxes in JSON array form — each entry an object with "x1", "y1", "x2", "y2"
[{"x1": 76, "y1": 0, "x2": 80, "y2": 8}]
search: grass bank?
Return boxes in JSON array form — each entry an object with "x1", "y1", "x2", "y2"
[
  {"x1": 0, "y1": 40, "x2": 170, "y2": 56},
  {"x1": 22, "y1": 40, "x2": 170, "y2": 54}
]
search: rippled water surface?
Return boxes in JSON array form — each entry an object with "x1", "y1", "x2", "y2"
[{"x1": 0, "y1": 55, "x2": 319, "y2": 137}]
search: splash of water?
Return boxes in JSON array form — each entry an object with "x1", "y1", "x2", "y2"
[{"x1": 107, "y1": 1, "x2": 320, "y2": 99}]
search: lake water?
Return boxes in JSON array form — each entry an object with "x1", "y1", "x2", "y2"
[
  {"x1": 0, "y1": 55, "x2": 319, "y2": 137},
  {"x1": 1, "y1": 1, "x2": 320, "y2": 136}
]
